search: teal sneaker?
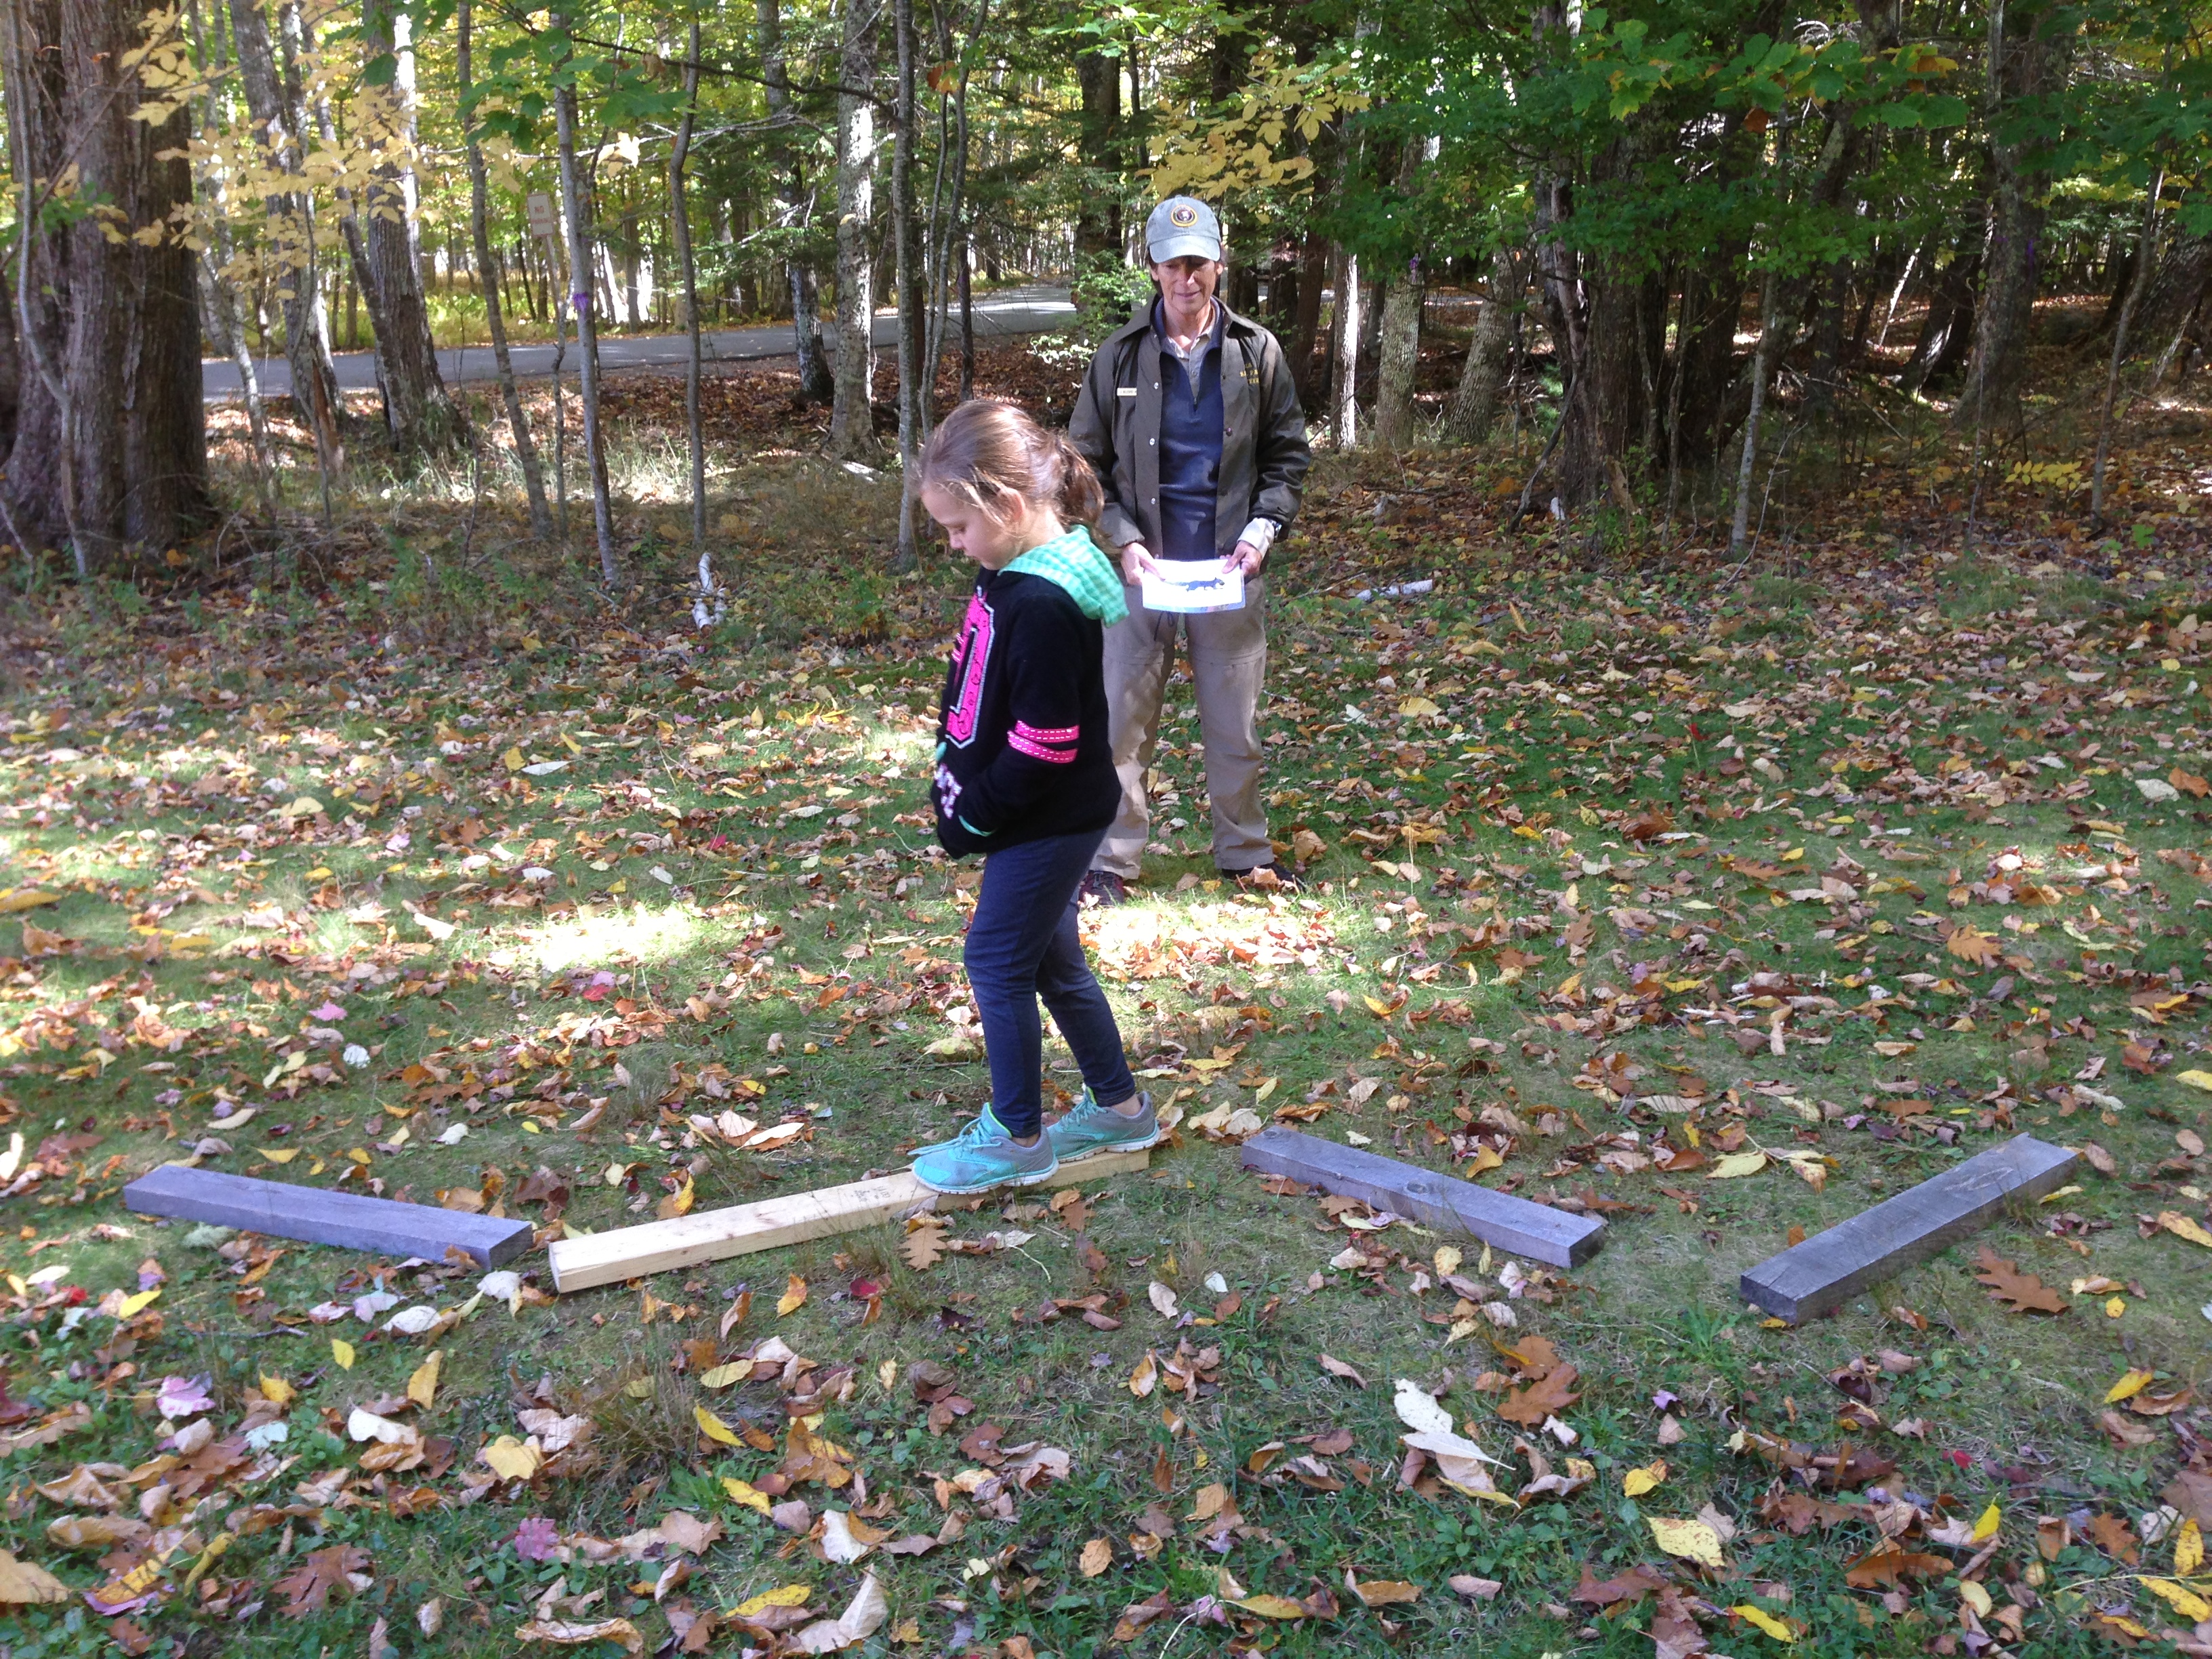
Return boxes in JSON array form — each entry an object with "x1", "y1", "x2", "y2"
[
  {"x1": 912, "y1": 1103, "x2": 1060, "y2": 1194},
  {"x1": 1046, "y1": 1089, "x2": 1160, "y2": 1160}
]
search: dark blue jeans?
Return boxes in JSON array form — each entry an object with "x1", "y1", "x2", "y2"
[{"x1": 965, "y1": 828, "x2": 1136, "y2": 1139}]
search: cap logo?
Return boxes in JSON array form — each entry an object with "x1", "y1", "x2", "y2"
[{"x1": 1168, "y1": 203, "x2": 1200, "y2": 228}]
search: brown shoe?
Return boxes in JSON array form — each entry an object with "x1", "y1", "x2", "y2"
[{"x1": 1078, "y1": 870, "x2": 1128, "y2": 907}]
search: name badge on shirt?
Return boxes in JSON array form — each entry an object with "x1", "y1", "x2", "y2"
[{"x1": 1116, "y1": 386, "x2": 1137, "y2": 398}]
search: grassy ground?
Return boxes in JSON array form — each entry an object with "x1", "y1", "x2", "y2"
[{"x1": 1, "y1": 375, "x2": 2211, "y2": 1658}]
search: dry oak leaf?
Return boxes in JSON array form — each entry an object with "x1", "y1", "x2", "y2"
[
  {"x1": 1971, "y1": 1248, "x2": 2066, "y2": 1315},
  {"x1": 1572, "y1": 1562, "x2": 1667, "y2": 1607},
  {"x1": 514, "y1": 1618, "x2": 646, "y2": 1656},
  {"x1": 274, "y1": 1543, "x2": 370, "y2": 1617},
  {"x1": 1843, "y1": 1540, "x2": 1950, "y2": 1589},
  {"x1": 2085, "y1": 1511, "x2": 2141, "y2": 1563},
  {"x1": 0, "y1": 1549, "x2": 70, "y2": 1605},
  {"x1": 900, "y1": 1219, "x2": 947, "y2": 1271},
  {"x1": 1946, "y1": 926, "x2": 2001, "y2": 968},
  {"x1": 1496, "y1": 1365, "x2": 1581, "y2": 1427}
]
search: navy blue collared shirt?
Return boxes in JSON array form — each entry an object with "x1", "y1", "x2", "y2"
[{"x1": 1153, "y1": 298, "x2": 1225, "y2": 562}]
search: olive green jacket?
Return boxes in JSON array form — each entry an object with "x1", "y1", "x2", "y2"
[{"x1": 1067, "y1": 298, "x2": 1311, "y2": 561}]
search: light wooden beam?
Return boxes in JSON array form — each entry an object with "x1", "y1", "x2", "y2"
[{"x1": 549, "y1": 1147, "x2": 1154, "y2": 1292}]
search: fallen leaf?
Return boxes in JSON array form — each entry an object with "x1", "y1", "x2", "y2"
[
  {"x1": 480, "y1": 1436, "x2": 544, "y2": 1481},
  {"x1": 2141, "y1": 1577, "x2": 2212, "y2": 1622},
  {"x1": 1079, "y1": 1538, "x2": 1112, "y2": 1578},
  {"x1": 1706, "y1": 1151, "x2": 1769, "y2": 1180},
  {"x1": 1732, "y1": 1603, "x2": 1797, "y2": 1642},
  {"x1": 2156, "y1": 1211, "x2": 2212, "y2": 1250},
  {"x1": 513, "y1": 1618, "x2": 645, "y2": 1655},
  {"x1": 1971, "y1": 1248, "x2": 2066, "y2": 1314},
  {"x1": 1624, "y1": 1460, "x2": 1668, "y2": 1497},
  {"x1": 777, "y1": 1275, "x2": 808, "y2": 1316},
  {"x1": 1147, "y1": 1281, "x2": 1180, "y2": 1319},
  {"x1": 787, "y1": 1572, "x2": 887, "y2": 1654},
  {"x1": 407, "y1": 1351, "x2": 442, "y2": 1410},
  {"x1": 1230, "y1": 1594, "x2": 1309, "y2": 1620},
  {"x1": 0, "y1": 1549, "x2": 71, "y2": 1604},
  {"x1": 1349, "y1": 1576, "x2": 1420, "y2": 1607},
  {"x1": 2106, "y1": 1368, "x2": 2155, "y2": 1404},
  {"x1": 694, "y1": 1406, "x2": 743, "y2": 1448},
  {"x1": 1647, "y1": 1515, "x2": 1726, "y2": 1569},
  {"x1": 1319, "y1": 1353, "x2": 1369, "y2": 1388},
  {"x1": 900, "y1": 1220, "x2": 947, "y2": 1271},
  {"x1": 273, "y1": 1543, "x2": 370, "y2": 1616}
]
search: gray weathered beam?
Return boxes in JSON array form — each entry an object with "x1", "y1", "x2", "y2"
[
  {"x1": 122, "y1": 1163, "x2": 534, "y2": 1269},
  {"x1": 1738, "y1": 1134, "x2": 2079, "y2": 1322},
  {"x1": 1240, "y1": 1127, "x2": 1606, "y2": 1269}
]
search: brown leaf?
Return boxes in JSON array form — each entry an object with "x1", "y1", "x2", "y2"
[
  {"x1": 2079, "y1": 1141, "x2": 2116, "y2": 1176},
  {"x1": 2085, "y1": 1511, "x2": 2140, "y2": 1563},
  {"x1": 1971, "y1": 1248, "x2": 2066, "y2": 1315},
  {"x1": 1318, "y1": 1353, "x2": 1368, "y2": 1388},
  {"x1": 1572, "y1": 1562, "x2": 1667, "y2": 1607},
  {"x1": 1843, "y1": 1540, "x2": 1951, "y2": 1589},
  {"x1": 900, "y1": 1219, "x2": 947, "y2": 1271},
  {"x1": 1497, "y1": 1364, "x2": 1581, "y2": 1426},
  {"x1": 274, "y1": 1544, "x2": 370, "y2": 1617}
]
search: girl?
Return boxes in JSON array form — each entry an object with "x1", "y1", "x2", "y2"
[{"x1": 911, "y1": 399, "x2": 1158, "y2": 1193}]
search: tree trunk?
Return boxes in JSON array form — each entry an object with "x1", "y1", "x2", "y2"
[
  {"x1": 892, "y1": 0, "x2": 924, "y2": 567},
  {"x1": 1073, "y1": 49, "x2": 1122, "y2": 260},
  {"x1": 1374, "y1": 142, "x2": 1427, "y2": 453},
  {"x1": 1288, "y1": 232, "x2": 1328, "y2": 408},
  {"x1": 552, "y1": 35, "x2": 618, "y2": 587},
  {"x1": 1330, "y1": 247, "x2": 1360, "y2": 449},
  {"x1": 757, "y1": 0, "x2": 832, "y2": 405},
  {"x1": 457, "y1": 0, "x2": 550, "y2": 538},
  {"x1": 828, "y1": 0, "x2": 881, "y2": 461},
  {"x1": 0, "y1": 0, "x2": 208, "y2": 567},
  {"x1": 2091, "y1": 171, "x2": 2161, "y2": 529},
  {"x1": 1954, "y1": 5, "x2": 2068, "y2": 433},
  {"x1": 1446, "y1": 245, "x2": 1524, "y2": 442},
  {"x1": 1903, "y1": 234, "x2": 1982, "y2": 390},
  {"x1": 229, "y1": 0, "x2": 344, "y2": 484},
  {"x1": 360, "y1": 0, "x2": 466, "y2": 460},
  {"x1": 1729, "y1": 269, "x2": 1780, "y2": 558},
  {"x1": 672, "y1": 19, "x2": 707, "y2": 549}
]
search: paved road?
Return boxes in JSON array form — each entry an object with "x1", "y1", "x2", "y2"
[{"x1": 201, "y1": 282, "x2": 1075, "y2": 403}]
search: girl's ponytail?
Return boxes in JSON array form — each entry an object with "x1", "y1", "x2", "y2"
[{"x1": 1046, "y1": 428, "x2": 1104, "y2": 529}]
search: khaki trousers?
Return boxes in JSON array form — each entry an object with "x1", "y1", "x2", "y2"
[{"x1": 1094, "y1": 575, "x2": 1271, "y2": 880}]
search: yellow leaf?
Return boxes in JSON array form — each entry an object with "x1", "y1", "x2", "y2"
[
  {"x1": 1362, "y1": 995, "x2": 1395, "y2": 1017},
  {"x1": 1079, "y1": 1538, "x2": 1112, "y2": 1578},
  {"x1": 1959, "y1": 1580, "x2": 1993, "y2": 1618},
  {"x1": 1351, "y1": 1579, "x2": 1421, "y2": 1607},
  {"x1": 731, "y1": 1584, "x2": 810, "y2": 1618},
  {"x1": 1732, "y1": 1603, "x2": 1796, "y2": 1642},
  {"x1": 1130, "y1": 1351, "x2": 1158, "y2": 1397},
  {"x1": 1462, "y1": 1145, "x2": 1503, "y2": 1174},
  {"x1": 2177, "y1": 1518, "x2": 2203, "y2": 1577},
  {"x1": 777, "y1": 1275, "x2": 808, "y2": 1317},
  {"x1": 720, "y1": 1476, "x2": 772, "y2": 1515},
  {"x1": 480, "y1": 1435, "x2": 543, "y2": 1481},
  {"x1": 695, "y1": 1405, "x2": 743, "y2": 1447},
  {"x1": 2175, "y1": 1069, "x2": 2212, "y2": 1092},
  {"x1": 407, "y1": 1351, "x2": 442, "y2": 1410},
  {"x1": 1433, "y1": 1246, "x2": 1462, "y2": 1277},
  {"x1": 262, "y1": 1148, "x2": 298, "y2": 1164},
  {"x1": 1647, "y1": 1515, "x2": 1726, "y2": 1568},
  {"x1": 1706, "y1": 1151, "x2": 1769, "y2": 1180},
  {"x1": 698, "y1": 1363, "x2": 745, "y2": 1389},
  {"x1": 260, "y1": 1375, "x2": 294, "y2": 1407},
  {"x1": 2105, "y1": 1369, "x2": 2155, "y2": 1404},
  {"x1": 1623, "y1": 1460, "x2": 1668, "y2": 1497},
  {"x1": 2107, "y1": 1296, "x2": 2128, "y2": 1317},
  {"x1": 657, "y1": 1175, "x2": 694, "y2": 1220},
  {"x1": 2158, "y1": 1211, "x2": 2212, "y2": 1249},
  {"x1": 1971, "y1": 1500, "x2": 2002, "y2": 1543},
  {"x1": 331, "y1": 1338, "x2": 356, "y2": 1371},
  {"x1": 1231, "y1": 1594, "x2": 1310, "y2": 1619},
  {"x1": 115, "y1": 1287, "x2": 160, "y2": 1318},
  {"x1": 502, "y1": 747, "x2": 526, "y2": 772},
  {"x1": 1397, "y1": 696, "x2": 1441, "y2": 718},
  {"x1": 0, "y1": 1548, "x2": 71, "y2": 1605},
  {"x1": 0, "y1": 890, "x2": 61, "y2": 914},
  {"x1": 2141, "y1": 1578, "x2": 2212, "y2": 1623}
]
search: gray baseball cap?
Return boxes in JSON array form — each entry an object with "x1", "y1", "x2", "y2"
[{"x1": 1145, "y1": 196, "x2": 1223, "y2": 264}]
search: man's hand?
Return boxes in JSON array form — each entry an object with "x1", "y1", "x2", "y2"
[
  {"x1": 1119, "y1": 541, "x2": 1160, "y2": 584},
  {"x1": 1231, "y1": 538, "x2": 1267, "y2": 578}
]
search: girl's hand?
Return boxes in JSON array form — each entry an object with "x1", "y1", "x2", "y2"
[{"x1": 1119, "y1": 541, "x2": 1160, "y2": 584}]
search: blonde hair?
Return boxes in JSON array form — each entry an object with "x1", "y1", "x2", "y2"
[{"x1": 917, "y1": 398, "x2": 1104, "y2": 530}]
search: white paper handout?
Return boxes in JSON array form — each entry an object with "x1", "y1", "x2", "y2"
[{"x1": 1139, "y1": 556, "x2": 1245, "y2": 615}]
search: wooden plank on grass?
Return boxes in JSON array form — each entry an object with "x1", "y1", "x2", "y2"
[
  {"x1": 1738, "y1": 1134, "x2": 2079, "y2": 1322},
  {"x1": 548, "y1": 1146, "x2": 1153, "y2": 1293},
  {"x1": 1240, "y1": 1127, "x2": 1605, "y2": 1268},
  {"x1": 122, "y1": 1162, "x2": 534, "y2": 1269}
]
